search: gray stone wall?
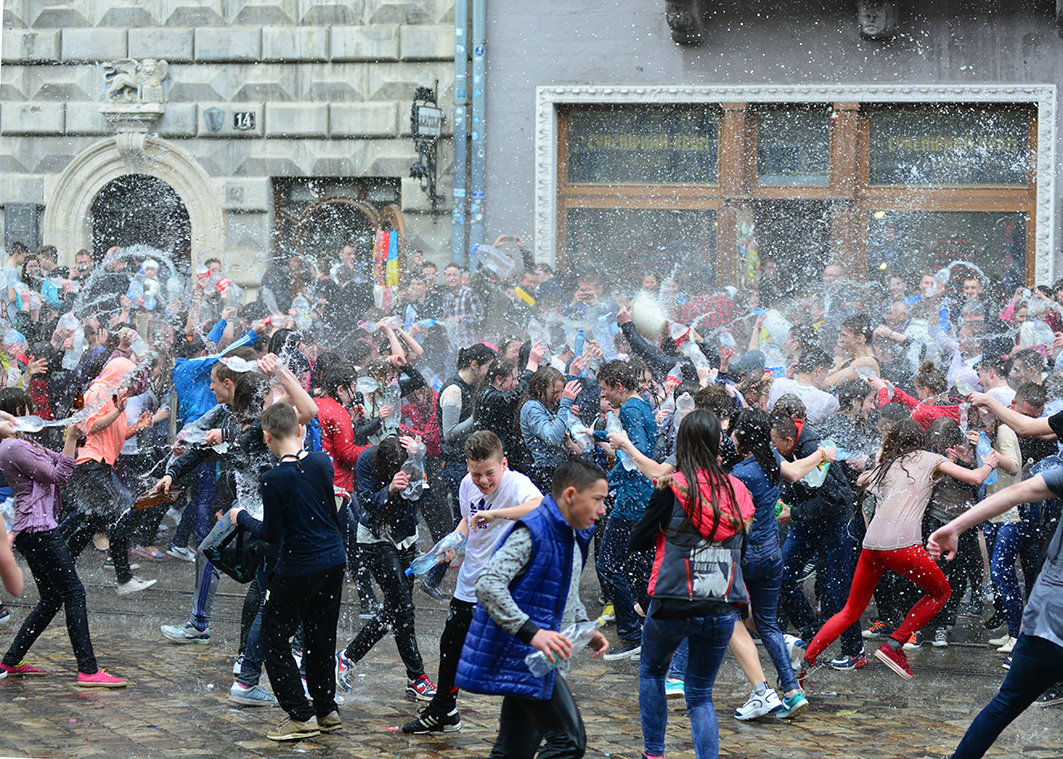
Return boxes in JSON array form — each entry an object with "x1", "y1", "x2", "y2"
[
  {"x1": 0, "y1": 0, "x2": 457, "y2": 282},
  {"x1": 483, "y1": 0, "x2": 1063, "y2": 279}
]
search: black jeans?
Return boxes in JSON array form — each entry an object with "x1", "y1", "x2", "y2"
[
  {"x1": 59, "y1": 460, "x2": 136, "y2": 584},
  {"x1": 427, "y1": 598, "x2": 475, "y2": 714},
  {"x1": 952, "y1": 634, "x2": 1063, "y2": 759},
  {"x1": 339, "y1": 503, "x2": 376, "y2": 606},
  {"x1": 419, "y1": 458, "x2": 453, "y2": 589},
  {"x1": 262, "y1": 564, "x2": 344, "y2": 722},
  {"x1": 343, "y1": 541, "x2": 424, "y2": 681},
  {"x1": 488, "y1": 676, "x2": 586, "y2": 759},
  {"x1": 927, "y1": 513, "x2": 981, "y2": 629},
  {"x1": 4, "y1": 528, "x2": 98, "y2": 674}
]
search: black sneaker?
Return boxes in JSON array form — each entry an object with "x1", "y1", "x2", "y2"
[
  {"x1": 401, "y1": 707, "x2": 462, "y2": 734},
  {"x1": 603, "y1": 639, "x2": 642, "y2": 661},
  {"x1": 983, "y1": 611, "x2": 1005, "y2": 631},
  {"x1": 1037, "y1": 682, "x2": 1063, "y2": 708},
  {"x1": 420, "y1": 581, "x2": 449, "y2": 601},
  {"x1": 965, "y1": 598, "x2": 984, "y2": 617}
]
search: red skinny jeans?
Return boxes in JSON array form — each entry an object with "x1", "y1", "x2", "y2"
[{"x1": 805, "y1": 544, "x2": 951, "y2": 664}]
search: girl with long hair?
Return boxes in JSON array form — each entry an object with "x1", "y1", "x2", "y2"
[
  {"x1": 517, "y1": 366, "x2": 581, "y2": 493},
  {"x1": 630, "y1": 409, "x2": 755, "y2": 759},
  {"x1": 801, "y1": 418, "x2": 999, "y2": 681}
]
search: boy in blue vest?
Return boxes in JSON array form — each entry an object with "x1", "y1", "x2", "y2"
[{"x1": 455, "y1": 458, "x2": 610, "y2": 758}]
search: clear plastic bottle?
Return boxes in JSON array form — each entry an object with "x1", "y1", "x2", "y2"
[
  {"x1": 801, "y1": 438, "x2": 834, "y2": 487},
  {"x1": 400, "y1": 440, "x2": 427, "y2": 501},
  {"x1": 674, "y1": 392, "x2": 695, "y2": 427},
  {"x1": 291, "y1": 292, "x2": 312, "y2": 331},
  {"x1": 405, "y1": 530, "x2": 468, "y2": 576},
  {"x1": 524, "y1": 619, "x2": 604, "y2": 677},
  {"x1": 605, "y1": 411, "x2": 636, "y2": 470},
  {"x1": 667, "y1": 362, "x2": 684, "y2": 385},
  {"x1": 382, "y1": 377, "x2": 401, "y2": 436},
  {"x1": 568, "y1": 421, "x2": 595, "y2": 454},
  {"x1": 976, "y1": 431, "x2": 999, "y2": 486},
  {"x1": 59, "y1": 313, "x2": 84, "y2": 370}
]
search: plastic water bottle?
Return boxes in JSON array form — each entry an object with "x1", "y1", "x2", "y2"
[
  {"x1": 0, "y1": 497, "x2": 14, "y2": 532},
  {"x1": 719, "y1": 331, "x2": 737, "y2": 350},
  {"x1": 674, "y1": 392, "x2": 695, "y2": 427},
  {"x1": 470, "y1": 243, "x2": 520, "y2": 280},
  {"x1": 801, "y1": 438, "x2": 834, "y2": 487},
  {"x1": 59, "y1": 313, "x2": 84, "y2": 370},
  {"x1": 667, "y1": 362, "x2": 684, "y2": 385},
  {"x1": 573, "y1": 328, "x2": 585, "y2": 359},
  {"x1": 291, "y1": 293, "x2": 312, "y2": 331},
  {"x1": 400, "y1": 441, "x2": 427, "y2": 501},
  {"x1": 405, "y1": 531, "x2": 468, "y2": 576},
  {"x1": 605, "y1": 412, "x2": 636, "y2": 470},
  {"x1": 13, "y1": 415, "x2": 47, "y2": 433},
  {"x1": 524, "y1": 619, "x2": 604, "y2": 677},
  {"x1": 382, "y1": 377, "x2": 401, "y2": 436},
  {"x1": 669, "y1": 322, "x2": 691, "y2": 344},
  {"x1": 594, "y1": 314, "x2": 618, "y2": 360},
  {"x1": 976, "y1": 431, "x2": 999, "y2": 486},
  {"x1": 681, "y1": 340, "x2": 710, "y2": 369},
  {"x1": 125, "y1": 277, "x2": 144, "y2": 307},
  {"x1": 659, "y1": 394, "x2": 676, "y2": 415}
]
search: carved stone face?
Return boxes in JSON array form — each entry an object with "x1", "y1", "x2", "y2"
[{"x1": 858, "y1": 0, "x2": 896, "y2": 38}]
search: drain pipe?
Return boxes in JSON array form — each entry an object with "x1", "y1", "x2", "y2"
[
  {"x1": 451, "y1": 0, "x2": 469, "y2": 265},
  {"x1": 468, "y1": 0, "x2": 486, "y2": 260}
]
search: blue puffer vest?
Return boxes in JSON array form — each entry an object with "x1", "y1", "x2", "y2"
[{"x1": 455, "y1": 495, "x2": 594, "y2": 700}]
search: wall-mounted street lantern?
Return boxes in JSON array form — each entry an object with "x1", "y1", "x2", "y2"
[{"x1": 410, "y1": 82, "x2": 446, "y2": 215}]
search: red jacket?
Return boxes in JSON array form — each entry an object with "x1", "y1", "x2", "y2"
[
  {"x1": 317, "y1": 396, "x2": 368, "y2": 492},
  {"x1": 401, "y1": 389, "x2": 441, "y2": 457},
  {"x1": 878, "y1": 387, "x2": 960, "y2": 431}
]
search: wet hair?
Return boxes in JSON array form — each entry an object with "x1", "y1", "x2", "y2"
[
  {"x1": 732, "y1": 408, "x2": 780, "y2": 485},
  {"x1": 976, "y1": 353, "x2": 1007, "y2": 377},
  {"x1": 517, "y1": 366, "x2": 565, "y2": 417},
  {"x1": 323, "y1": 364, "x2": 358, "y2": 398},
  {"x1": 787, "y1": 324, "x2": 817, "y2": 354},
  {"x1": 841, "y1": 313, "x2": 873, "y2": 344},
  {"x1": 597, "y1": 359, "x2": 637, "y2": 391},
  {"x1": 373, "y1": 435, "x2": 407, "y2": 485},
  {"x1": 877, "y1": 401, "x2": 910, "y2": 430},
  {"x1": 1015, "y1": 381, "x2": 1046, "y2": 412},
  {"x1": 773, "y1": 393, "x2": 807, "y2": 422},
  {"x1": 465, "y1": 430, "x2": 504, "y2": 462},
  {"x1": 925, "y1": 417, "x2": 963, "y2": 455},
  {"x1": 628, "y1": 356, "x2": 652, "y2": 382},
  {"x1": 456, "y1": 342, "x2": 497, "y2": 371},
  {"x1": 1013, "y1": 348, "x2": 1045, "y2": 375},
  {"x1": 768, "y1": 410, "x2": 798, "y2": 442},
  {"x1": 261, "y1": 401, "x2": 299, "y2": 440},
  {"x1": 0, "y1": 387, "x2": 32, "y2": 416},
  {"x1": 914, "y1": 361, "x2": 947, "y2": 395},
  {"x1": 666, "y1": 409, "x2": 741, "y2": 541},
  {"x1": 231, "y1": 372, "x2": 272, "y2": 424},
  {"x1": 835, "y1": 379, "x2": 871, "y2": 410},
  {"x1": 212, "y1": 346, "x2": 259, "y2": 385},
  {"x1": 309, "y1": 350, "x2": 342, "y2": 395},
  {"x1": 867, "y1": 418, "x2": 926, "y2": 491},
  {"x1": 551, "y1": 457, "x2": 607, "y2": 500},
  {"x1": 796, "y1": 346, "x2": 832, "y2": 374},
  {"x1": 485, "y1": 358, "x2": 516, "y2": 388},
  {"x1": 693, "y1": 385, "x2": 732, "y2": 420}
]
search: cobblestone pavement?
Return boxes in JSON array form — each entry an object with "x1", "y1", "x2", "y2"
[{"x1": 0, "y1": 550, "x2": 1060, "y2": 759}]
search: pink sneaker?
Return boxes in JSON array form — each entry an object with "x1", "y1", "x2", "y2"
[
  {"x1": 77, "y1": 670, "x2": 127, "y2": 688},
  {"x1": 1, "y1": 660, "x2": 46, "y2": 677}
]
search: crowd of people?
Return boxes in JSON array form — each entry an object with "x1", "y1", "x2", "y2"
[{"x1": 0, "y1": 237, "x2": 1061, "y2": 759}]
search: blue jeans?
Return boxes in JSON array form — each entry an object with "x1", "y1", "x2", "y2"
[
  {"x1": 779, "y1": 519, "x2": 862, "y2": 657},
  {"x1": 743, "y1": 539, "x2": 798, "y2": 693},
  {"x1": 598, "y1": 516, "x2": 652, "y2": 642},
  {"x1": 984, "y1": 522, "x2": 1025, "y2": 638},
  {"x1": 237, "y1": 570, "x2": 268, "y2": 687},
  {"x1": 952, "y1": 634, "x2": 1063, "y2": 758},
  {"x1": 640, "y1": 612, "x2": 735, "y2": 758},
  {"x1": 172, "y1": 461, "x2": 217, "y2": 550}
]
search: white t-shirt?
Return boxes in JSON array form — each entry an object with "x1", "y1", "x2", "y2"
[
  {"x1": 455, "y1": 468, "x2": 542, "y2": 603},
  {"x1": 767, "y1": 376, "x2": 839, "y2": 426}
]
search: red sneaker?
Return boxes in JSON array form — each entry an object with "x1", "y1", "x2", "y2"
[
  {"x1": 77, "y1": 670, "x2": 127, "y2": 688},
  {"x1": 0, "y1": 660, "x2": 46, "y2": 677},
  {"x1": 406, "y1": 674, "x2": 437, "y2": 701},
  {"x1": 874, "y1": 642, "x2": 913, "y2": 680}
]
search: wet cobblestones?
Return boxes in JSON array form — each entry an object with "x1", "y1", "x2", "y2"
[{"x1": 0, "y1": 556, "x2": 1059, "y2": 759}]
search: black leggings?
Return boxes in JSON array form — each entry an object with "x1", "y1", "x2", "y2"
[
  {"x1": 4, "y1": 528, "x2": 98, "y2": 674},
  {"x1": 489, "y1": 676, "x2": 586, "y2": 759},
  {"x1": 342, "y1": 541, "x2": 424, "y2": 681},
  {"x1": 427, "y1": 598, "x2": 475, "y2": 714}
]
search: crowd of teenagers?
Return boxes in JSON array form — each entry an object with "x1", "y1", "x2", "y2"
[{"x1": 0, "y1": 237, "x2": 1062, "y2": 759}]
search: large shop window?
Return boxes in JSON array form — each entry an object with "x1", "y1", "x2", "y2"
[{"x1": 556, "y1": 101, "x2": 1037, "y2": 297}]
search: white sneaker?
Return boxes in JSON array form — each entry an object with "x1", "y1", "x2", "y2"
[
  {"x1": 734, "y1": 688, "x2": 782, "y2": 721},
  {"x1": 233, "y1": 654, "x2": 244, "y2": 676},
  {"x1": 783, "y1": 633, "x2": 807, "y2": 672},
  {"x1": 996, "y1": 636, "x2": 1017, "y2": 653},
  {"x1": 987, "y1": 634, "x2": 1012, "y2": 647},
  {"x1": 932, "y1": 627, "x2": 949, "y2": 648},
  {"x1": 116, "y1": 577, "x2": 157, "y2": 595},
  {"x1": 167, "y1": 545, "x2": 195, "y2": 562}
]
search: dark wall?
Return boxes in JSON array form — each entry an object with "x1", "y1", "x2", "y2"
[{"x1": 484, "y1": 0, "x2": 1061, "y2": 275}]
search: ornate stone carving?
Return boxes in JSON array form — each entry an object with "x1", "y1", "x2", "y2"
[
  {"x1": 102, "y1": 59, "x2": 170, "y2": 104},
  {"x1": 534, "y1": 85, "x2": 1056, "y2": 283},
  {"x1": 665, "y1": 0, "x2": 707, "y2": 45},
  {"x1": 857, "y1": 1, "x2": 899, "y2": 39}
]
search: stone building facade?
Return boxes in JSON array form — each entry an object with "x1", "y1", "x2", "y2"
[{"x1": 0, "y1": 0, "x2": 455, "y2": 283}]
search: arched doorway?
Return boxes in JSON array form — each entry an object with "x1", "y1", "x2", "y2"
[{"x1": 90, "y1": 174, "x2": 191, "y2": 267}]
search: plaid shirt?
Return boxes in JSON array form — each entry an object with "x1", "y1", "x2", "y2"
[
  {"x1": 674, "y1": 292, "x2": 740, "y2": 331},
  {"x1": 443, "y1": 284, "x2": 483, "y2": 346}
]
